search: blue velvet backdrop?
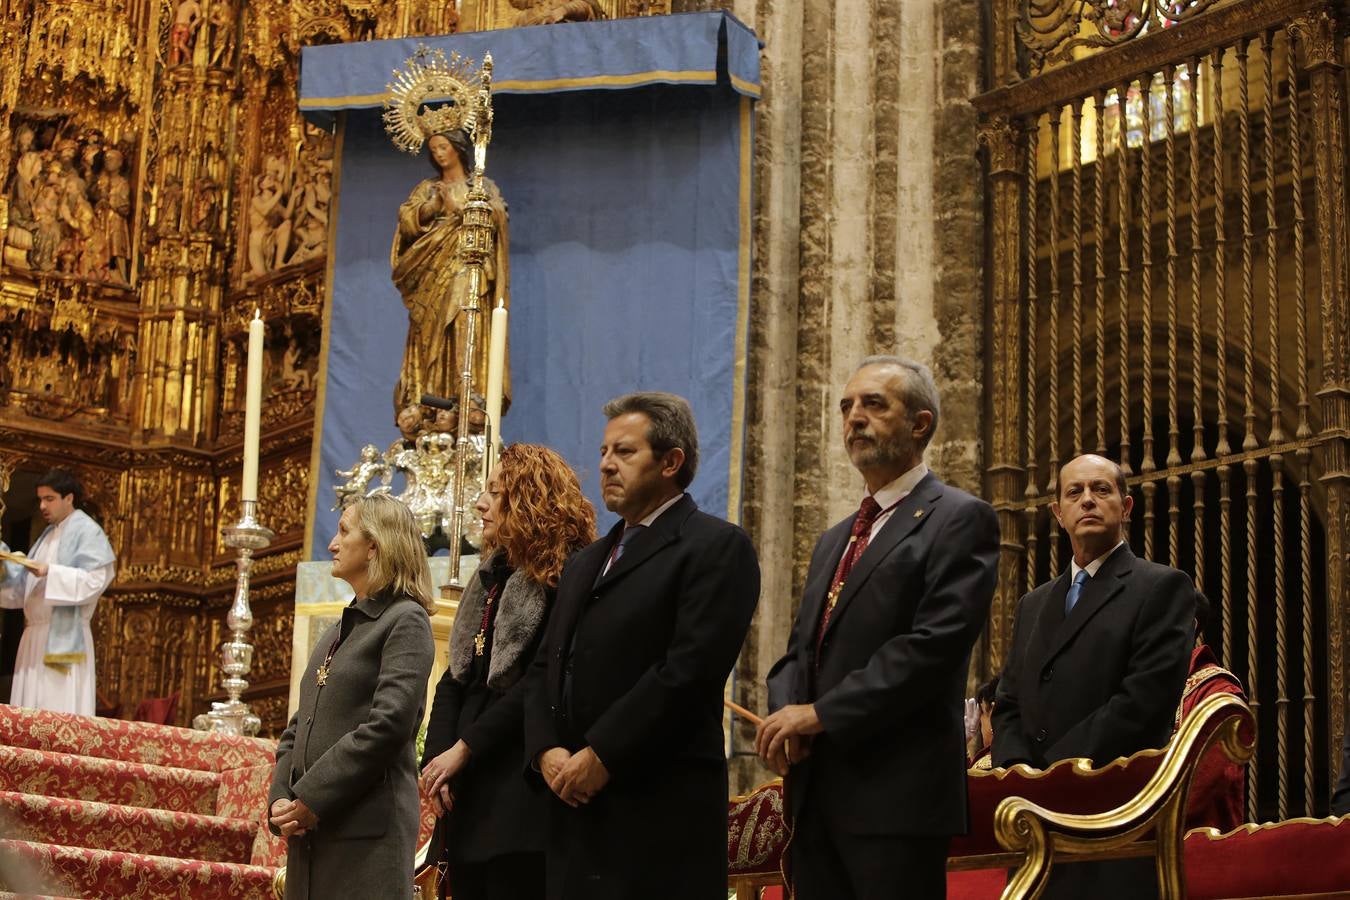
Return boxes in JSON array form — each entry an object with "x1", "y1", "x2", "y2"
[{"x1": 301, "y1": 14, "x2": 757, "y2": 556}]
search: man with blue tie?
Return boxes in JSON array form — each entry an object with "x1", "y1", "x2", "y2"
[
  {"x1": 524, "y1": 391, "x2": 760, "y2": 900},
  {"x1": 992, "y1": 453, "x2": 1195, "y2": 898}
]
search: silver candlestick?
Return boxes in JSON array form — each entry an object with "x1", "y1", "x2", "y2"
[{"x1": 194, "y1": 499, "x2": 274, "y2": 736}]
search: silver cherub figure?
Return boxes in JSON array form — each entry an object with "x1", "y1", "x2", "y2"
[{"x1": 331, "y1": 444, "x2": 392, "y2": 510}]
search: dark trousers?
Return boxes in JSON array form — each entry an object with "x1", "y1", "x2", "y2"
[
  {"x1": 791, "y1": 799, "x2": 950, "y2": 900},
  {"x1": 445, "y1": 852, "x2": 546, "y2": 900},
  {"x1": 1037, "y1": 858, "x2": 1159, "y2": 900}
]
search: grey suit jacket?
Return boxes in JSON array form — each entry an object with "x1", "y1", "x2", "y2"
[
  {"x1": 766, "y1": 472, "x2": 1000, "y2": 836},
  {"x1": 268, "y1": 591, "x2": 434, "y2": 900}
]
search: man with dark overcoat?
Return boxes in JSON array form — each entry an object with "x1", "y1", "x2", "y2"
[
  {"x1": 524, "y1": 391, "x2": 760, "y2": 900},
  {"x1": 757, "y1": 356, "x2": 1000, "y2": 900},
  {"x1": 993, "y1": 452, "x2": 1196, "y2": 898}
]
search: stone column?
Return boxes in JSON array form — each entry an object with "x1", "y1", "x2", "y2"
[
  {"x1": 728, "y1": 0, "x2": 987, "y2": 791},
  {"x1": 978, "y1": 115, "x2": 1024, "y2": 673}
]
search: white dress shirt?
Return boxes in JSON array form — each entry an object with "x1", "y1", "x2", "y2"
[
  {"x1": 864, "y1": 462, "x2": 929, "y2": 542},
  {"x1": 1069, "y1": 539, "x2": 1127, "y2": 581}
]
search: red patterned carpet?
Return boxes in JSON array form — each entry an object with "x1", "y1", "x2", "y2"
[{"x1": 0, "y1": 707, "x2": 283, "y2": 899}]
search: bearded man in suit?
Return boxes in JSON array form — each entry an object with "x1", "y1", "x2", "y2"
[
  {"x1": 757, "y1": 356, "x2": 1000, "y2": 900},
  {"x1": 524, "y1": 391, "x2": 760, "y2": 900},
  {"x1": 993, "y1": 452, "x2": 1195, "y2": 898}
]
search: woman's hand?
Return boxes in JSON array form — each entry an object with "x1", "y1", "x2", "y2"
[
  {"x1": 420, "y1": 740, "x2": 472, "y2": 816},
  {"x1": 435, "y1": 181, "x2": 455, "y2": 213},
  {"x1": 269, "y1": 797, "x2": 318, "y2": 838}
]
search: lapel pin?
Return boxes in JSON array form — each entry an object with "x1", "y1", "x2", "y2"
[{"x1": 914, "y1": 509, "x2": 924, "y2": 519}]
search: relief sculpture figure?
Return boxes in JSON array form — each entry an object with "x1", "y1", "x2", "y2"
[
  {"x1": 245, "y1": 160, "x2": 293, "y2": 278},
  {"x1": 93, "y1": 148, "x2": 132, "y2": 284},
  {"x1": 169, "y1": 0, "x2": 201, "y2": 66},
  {"x1": 513, "y1": 0, "x2": 604, "y2": 26}
]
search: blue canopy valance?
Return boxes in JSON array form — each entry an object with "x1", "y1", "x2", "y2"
[{"x1": 299, "y1": 10, "x2": 761, "y2": 123}]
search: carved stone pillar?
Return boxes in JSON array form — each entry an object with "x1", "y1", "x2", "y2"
[
  {"x1": 979, "y1": 115, "x2": 1025, "y2": 672},
  {"x1": 726, "y1": 0, "x2": 987, "y2": 791},
  {"x1": 1290, "y1": 5, "x2": 1350, "y2": 778},
  {"x1": 989, "y1": 0, "x2": 1019, "y2": 87}
]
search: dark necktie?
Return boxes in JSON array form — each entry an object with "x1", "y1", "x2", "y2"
[
  {"x1": 815, "y1": 496, "x2": 884, "y2": 660},
  {"x1": 601, "y1": 524, "x2": 644, "y2": 578},
  {"x1": 1065, "y1": 569, "x2": 1090, "y2": 615},
  {"x1": 568, "y1": 524, "x2": 647, "y2": 719}
]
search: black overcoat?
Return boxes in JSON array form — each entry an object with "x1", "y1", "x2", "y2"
[
  {"x1": 524, "y1": 493, "x2": 760, "y2": 900},
  {"x1": 992, "y1": 544, "x2": 1195, "y2": 769},
  {"x1": 421, "y1": 554, "x2": 554, "y2": 864}
]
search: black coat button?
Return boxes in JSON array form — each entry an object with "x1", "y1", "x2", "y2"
[
  {"x1": 1041, "y1": 668, "x2": 1053, "y2": 682},
  {"x1": 1036, "y1": 729, "x2": 1047, "y2": 742}
]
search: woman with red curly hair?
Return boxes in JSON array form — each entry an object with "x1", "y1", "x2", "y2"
[{"x1": 420, "y1": 443, "x2": 596, "y2": 899}]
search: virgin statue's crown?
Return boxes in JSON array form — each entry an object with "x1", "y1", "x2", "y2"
[{"x1": 384, "y1": 47, "x2": 487, "y2": 155}]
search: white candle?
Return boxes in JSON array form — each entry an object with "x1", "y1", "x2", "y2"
[
  {"x1": 241, "y1": 309, "x2": 264, "y2": 503},
  {"x1": 484, "y1": 302, "x2": 508, "y2": 467}
]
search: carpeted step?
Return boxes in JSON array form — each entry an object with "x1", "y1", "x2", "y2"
[
  {"x1": 0, "y1": 791, "x2": 256, "y2": 864},
  {"x1": 0, "y1": 839, "x2": 277, "y2": 900},
  {"x1": 0, "y1": 746, "x2": 219, "y2": 816},
  {"x1": 214, "y1": 764, "x2": 287, "y2": 867},
  {"x1": 0, "y1": 707, "x2": 275, "y2": 772}
]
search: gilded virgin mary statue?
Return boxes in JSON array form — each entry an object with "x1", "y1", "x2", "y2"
[{"x1": 385, "y1": 50, "x2": 510, "y2": 429}]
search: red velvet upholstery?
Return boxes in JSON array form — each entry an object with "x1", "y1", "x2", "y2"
[
  {"x1": 728, "y1": 780, "x2": 787, "y2": 879},
  {"x1": 947, "y1": 869, "x2": 1007, "y2": 899},
  {"x1": 728, "y1": 755, "x2": 1166, "y2": 884},
  {"x1": 1184, "y1": 817, "x2": 1350, "y2": 899},
  {"x1": 954, "y1": 752, "x2": 1162, "y2": 858}
]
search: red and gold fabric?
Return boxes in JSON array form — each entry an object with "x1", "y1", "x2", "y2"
[
  {"x1": 0, "y1": 706, "x2": 274, "y2": 772},
  {"x1": 1176, "y1": 644, "x2": 1247, "y2": 832}
]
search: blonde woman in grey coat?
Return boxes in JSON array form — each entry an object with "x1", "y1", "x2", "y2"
[{"x1": 268, "y1": 494, "x2": 435, "y2": 899}]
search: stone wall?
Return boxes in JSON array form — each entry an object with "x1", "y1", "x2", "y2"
[{"x1": 724, "y1": 0, "x2": 987, "y2": 792}]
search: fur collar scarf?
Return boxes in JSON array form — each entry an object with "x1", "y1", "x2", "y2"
[{"x1": 447, "y1": 553, "x2": 547, "y2": 691}]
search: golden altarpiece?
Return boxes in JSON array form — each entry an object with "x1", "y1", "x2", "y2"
[{"x1": 0, "y1": 0, "x2": 668, "y2": 736}]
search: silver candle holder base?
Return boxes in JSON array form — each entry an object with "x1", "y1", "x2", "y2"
[{"x1": 194, "y1": 499, "x2": 274, "y2": 737}]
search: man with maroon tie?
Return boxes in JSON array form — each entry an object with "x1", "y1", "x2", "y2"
[{"x1": 758, "y1": 356, "x2": 1000, "y2": 900}]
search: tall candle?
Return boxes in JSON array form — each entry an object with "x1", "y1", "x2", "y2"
[
  {"x1": 484, "y1": 302, "x2": 508, "y2": 465},
  {"x1": 241, "y1": 309, "x2": 264, "y2": 503}
]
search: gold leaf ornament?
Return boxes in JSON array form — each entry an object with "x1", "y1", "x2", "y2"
[{"x1": 383, "y1": 46, "x2": 485, "y2": 155}]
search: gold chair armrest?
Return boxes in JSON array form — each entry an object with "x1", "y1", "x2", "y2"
[{"x1": 994, "y1": 693, "x2": 1256, "y2": 900}]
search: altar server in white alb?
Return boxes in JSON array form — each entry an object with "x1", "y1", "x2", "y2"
[{"x1": 0, "y1": 469, "x2": 115, "y2": 716}]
